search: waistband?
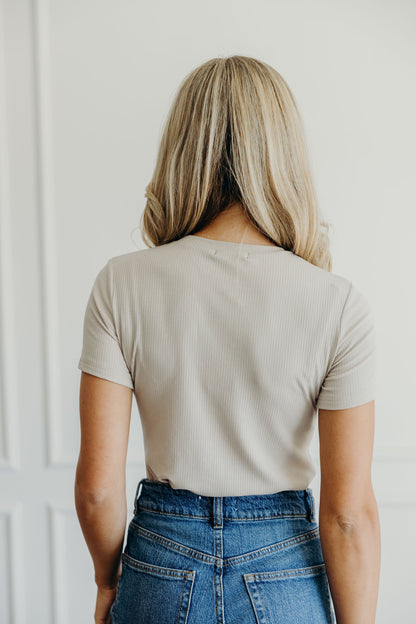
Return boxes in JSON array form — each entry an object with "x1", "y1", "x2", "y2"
[{"x1": 132, "y1": 478, "x2": 316, "y2": 523}]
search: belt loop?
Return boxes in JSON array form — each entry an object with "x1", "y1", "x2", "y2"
[
  {"x1": 212, "y1": 496, "x2": 223, "y2": 529},
  {"x1": 133, "y1": 477, "x2": 146, "y2": 514},
  {"x1": 305, "y1": 488, "x2": 315, "y2": 523}
]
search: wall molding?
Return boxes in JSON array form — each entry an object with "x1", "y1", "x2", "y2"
[
  {"x1": 0, "y1": 0, "x2": 20, "y2": 471},
  {"x1": 0, "y1": 503, "x2": 25, "y2": 624},
  {"x1": 33, "y1": 0, "x2": 68, "y2": 467},
  {"x1": 48, "y1": 504, "x2": 73, "y2": 624}
]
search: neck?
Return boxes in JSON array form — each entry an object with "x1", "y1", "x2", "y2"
[{"x1": 194, "y1": 203, "x2": 274, "y2": 246}]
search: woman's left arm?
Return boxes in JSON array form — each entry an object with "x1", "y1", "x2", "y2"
[{"x1": 75, "y1": 371, "x2": 133, "y2": 590}]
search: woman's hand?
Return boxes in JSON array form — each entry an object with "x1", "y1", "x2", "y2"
[{"x1": 94, "y1": 584, "x2": 119, "y2": 624}]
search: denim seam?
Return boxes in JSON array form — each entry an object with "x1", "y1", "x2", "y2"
[
  {"x1": 135, "y1": 506, "x2": 310, "y2": 521},
  {"x1": 225, "y1": 527, "x2": 320, "y2": 568},
  {"x1": 322, "y1": 569, "x2": 335, "y2": 623},
  {"x1": 128, "y1": 520, "x2": 320, "y2": 567},
  {"x1": 121, "y1": 551, "x2": 195, "y2": 578},
  {"x1": 178, "y1": 575, "x2": 188, "y2": 624},
  {"x1": 246, "y1": 578, "x2": 267, "y2": 622},
  {"x1": 244, "y1": 562, "x2": 326, "y2": 581},
  {"x1": 183, "y1": 575, "x2": 195, "y2": 624},
  {"x1": 128, "y1": 521, "x2": 216, "y2": 565}
]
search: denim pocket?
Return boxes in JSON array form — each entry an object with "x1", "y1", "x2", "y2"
[
  {"x1": 110, "y1": 552, "x2": 195, "y2": 624},
  {"x1": 243, "y1": 562, "x2": 334, "y2": 623}
]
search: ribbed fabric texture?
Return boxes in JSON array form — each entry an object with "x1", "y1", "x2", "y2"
[{"x1": 78, "y1": 235, "x2": 376, "y2": 496}]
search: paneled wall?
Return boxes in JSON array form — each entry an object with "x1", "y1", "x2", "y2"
[{"x1": 1, "y1": 0, "x2": 415, "y2": 622}]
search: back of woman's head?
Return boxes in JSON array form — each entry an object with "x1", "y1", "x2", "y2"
[{"x1": 141, "y1": 55, "x2": 332, "y2": 271}]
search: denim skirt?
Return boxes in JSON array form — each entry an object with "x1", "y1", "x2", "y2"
[{"x1": 110, "y1": 478, "x2": 336, "y2": 624}]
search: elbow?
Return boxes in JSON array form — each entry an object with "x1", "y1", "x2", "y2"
[
  {"x1": 74, "y1": 476, "x2": 110, "y2": 506},
  {"x1": 320, "y1": 505, "x2": 379, "y2": 535},
  {"x1": 334, "y1": 513, "x2": 360, "y2": 535},
  {"x1": 75, "y1": 487, "x2": 108, "y2": 507}
]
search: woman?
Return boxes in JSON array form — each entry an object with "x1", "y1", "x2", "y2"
[{"x1": 75, "y1": 55, "x2": 380, "y2": 624}]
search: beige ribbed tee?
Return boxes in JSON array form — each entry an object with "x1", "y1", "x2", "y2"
[{"x1": 78, "y1": 235, "x2": 376, "y2": 496}]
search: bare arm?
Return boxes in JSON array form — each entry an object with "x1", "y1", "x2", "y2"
[
  {"x1": 74, "y1": 371, "x2": 133, "y2": 588},
  {"x1": 318, "y1": 400, "x2": 381, "y2": 624}
]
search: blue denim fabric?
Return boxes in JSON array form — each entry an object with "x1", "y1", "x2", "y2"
[{"x1": 110, "y1": 478, "x2": 336, "y2": 623}]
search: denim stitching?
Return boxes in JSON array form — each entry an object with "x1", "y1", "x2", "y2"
[
  {"x1": 128, "y1": 519, "x2": 320, "y2": 567},
  {"x1": 243, "y1": 575, "x2": 262, "y2": 623},
  {"x1": 177, "y1": 576, "x2": 186, "y2": 624},
  {"x1": 244, "y1": 562, "x2": 326, "y2": 581},
  {"x1": 252, "y1": 578, "x2": 267, "y2": 622},
  {"x1": 322, "y1": 569, "x2": 335, "y2": 623},
  {"x1": 135, "y1": 505, "x2": 310, "y2": 521},
  {"x1": 129, "y1": 521, "x2": 215, "y2": 565},
  {"x1": 122, "y1": 551, "x2": 195, "y2": 578},
  {"x1": 225, "y1": 527, "x2": 320, "y2": 568},
  {"x1": 183, "y1": 574, "x2": 195, "y2": 624}
]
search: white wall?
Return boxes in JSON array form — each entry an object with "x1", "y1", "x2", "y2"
[{"x1": 1, "y1": 0, "x2": 415, "y2": 621}]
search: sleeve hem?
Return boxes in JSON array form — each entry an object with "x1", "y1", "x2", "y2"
[
  {"x1": 317, "y1": 396, "x2": 375, "y2": 411},
  {"x1": 78, "y1": 360, "x2": 134, "y2": 389}
]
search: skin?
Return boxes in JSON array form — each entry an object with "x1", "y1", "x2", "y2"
[
  {"x1": 75, "y1": 373, "x2": 133, "y2": 624},
  {"x1": 192, "y1": 201, "x2": 277, "y2": 245},
  {"x1": 318, "y1": 401, "x2": 380, "y2": 623},
  {"x1": 75, "y1": 203, "x2": 380, "y2": 623}
]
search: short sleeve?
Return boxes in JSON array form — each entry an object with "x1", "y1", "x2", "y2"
[
  {"x1": 78, "y1": 259, "x2": 134, "y2": 389},
  {"x1": 316, "y1": 282, "x2": 376, "y2": 410}
]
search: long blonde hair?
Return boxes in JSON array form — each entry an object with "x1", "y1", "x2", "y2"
[{"x1": 140, "y1": 55, "x2": 332, "y2": 271}]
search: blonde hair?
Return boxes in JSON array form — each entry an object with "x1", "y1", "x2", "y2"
[{"x1": 140, "y1": 55, "x2": 332, "y2": 271}]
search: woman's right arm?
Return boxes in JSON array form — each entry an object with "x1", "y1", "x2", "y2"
[{"x1": 318, "y1": 400, "x2": 381, "y2": 624}]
